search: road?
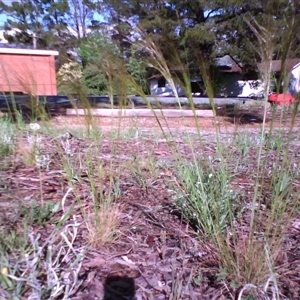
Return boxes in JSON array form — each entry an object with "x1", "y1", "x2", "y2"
[{"x1": 0, "y1": 94, "x2": 254, "y2": 110}]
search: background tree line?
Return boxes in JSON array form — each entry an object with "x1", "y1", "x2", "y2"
[{"x1": 0, "y1": 0, "x2": 299, "y2": 96}]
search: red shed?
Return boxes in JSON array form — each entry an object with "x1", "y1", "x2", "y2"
[{"x1": 0, "y1": 48, "x2": 58, "y2": 96}]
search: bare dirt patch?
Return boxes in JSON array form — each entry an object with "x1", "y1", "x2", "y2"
[{"x1": 52, "y1": 103, "x2": 300, "y2": 130}]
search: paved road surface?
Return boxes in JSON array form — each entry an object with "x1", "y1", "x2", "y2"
[{"x1": 0, "y1": 95, "x2": 255, "y2": 111}]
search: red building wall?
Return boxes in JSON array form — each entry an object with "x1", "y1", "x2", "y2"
[{"x1": 0, "y1": 49, "x2": 58, "y2": 96}]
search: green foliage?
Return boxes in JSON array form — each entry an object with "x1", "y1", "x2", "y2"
[
  {"x1": 265, "y1": 132, "x2": 285, "y2": 151},
  {"x1": 0, "y1": 226, "x2": 28, "y2": 254},
  {"x1": 0, "y1": 0, "x2": 98, "y2": 51},
  {"x1": 79, "y1": 33, "x2": 148, "y2": 96},
  {"x1": 103, "y1": 0, "x2": 300, "y2": 75},
  {"x1": 0, "y1": 118, "x2": 15, "y2": 157},
  {"x1": 20, "y1": 201, "x2": 60, "y2": 225},
  {"x1": 231, "y1": 132, "x2": 262, "y2": 158},
  {"x1": 79, "y1": 33, "x2": 122, "y2": 66},
  {"x1": 82, "y1": 64, "x2": 108, "y2": 95},
  {"x1": 0, "y1": 221, "x2": 85, "y2": 299},
  {"x1": 0, "y1": 0, "x2": 297, "y2": 96},
  {"x1": 0, "y1": 0, "x2": 71, "y2": 49},
  {"x1": 125, "y1": 47, "x2": 149, "y2": 94},
  {"x1": 79, "y1": 33, "x2": 123, "y2": 96},
  {"x1": 175, "y1": 161, "x2": 239, "y2": 237}
]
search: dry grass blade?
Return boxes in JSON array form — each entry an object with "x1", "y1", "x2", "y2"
[
  {"x1": 85, "y1": 204, "x2": 121, "y2": 248},
  {"x1": 1, "y1": 217, "x2": 86, "y2": 299}
]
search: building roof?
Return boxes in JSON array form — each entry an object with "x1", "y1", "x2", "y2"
[
  {"x1": 215, "y1": 55, "x2": 243, "y2": 73},
  {"x1": 148, "y1": 55, "x2": 243, "y2": 80},
  {"x1": 258, "y1": 59, "x2": 300, "y2": 73},
  {"x1": 215, "y1": 55, "x2": 236, "y2": 67},
  {"x1": 0, "y1": 47, "x2": 59, "y2": 56},
  {"x1": 148, "y1": 74, "x2": 164, "y2": 80},
  {"x1": 217, "y1": 64, "x2": 242, "y2": 73}
]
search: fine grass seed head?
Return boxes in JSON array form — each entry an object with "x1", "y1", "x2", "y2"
[{"x1": 85, "y1": 204, "x2": 120, "y2": 247}]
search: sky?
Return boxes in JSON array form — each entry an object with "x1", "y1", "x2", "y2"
[
  {"x1": 0, "y1": 15, "x2": 7, "y2": 27},
  {"x1": 0, "y1": 0, "x2": 106, "y2": 44},
  {"x1": 0, "y1": 0, "x2": 14, "y2": 26},
  {"x1": 0, "y1": 0, "x2": 106, "y2": 28}
]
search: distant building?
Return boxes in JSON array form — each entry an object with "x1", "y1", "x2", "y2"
[
  {"x1": 0, "y1": 47, "x2": 58, "y2": 95},
  {"x1": 258, "y1": 59, "x2": 300, "y2": 94},
  {"x1": 148, "y1": 55, "x2": 264, "y2": 98},
  {"x1": 0, "y1": 30, "x2": 8, "y2": 44},
  {"x1": 290, "y1": 63, "x2": 300, "y2": 95}
]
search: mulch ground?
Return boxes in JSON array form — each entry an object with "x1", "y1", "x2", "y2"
[{"x1": 1, "y1": 104, "x2": 300, "y2": 299}]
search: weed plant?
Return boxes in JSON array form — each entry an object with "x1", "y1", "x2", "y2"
[{"x1": 0, "y1": 117, "x2": 16, "y2": 157}]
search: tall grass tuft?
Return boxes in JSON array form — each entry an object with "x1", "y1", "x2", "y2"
[{"x1": 121, "y1": 7, "x2": 300, "y2": 296}]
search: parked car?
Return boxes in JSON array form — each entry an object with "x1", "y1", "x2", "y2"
[{"x1": 268, "y1": 93, "x2": 296, "y2": 105}]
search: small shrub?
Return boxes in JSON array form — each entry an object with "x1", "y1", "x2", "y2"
[
  {"x1": 174, "y1": 161, "x2": 240, "y2": 237},
  {"x1": 57, "y1": 61, "x2": 83, "y2": 95}
]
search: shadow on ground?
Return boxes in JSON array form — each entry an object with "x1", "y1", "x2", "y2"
[
  {"x1": 0, "y1": 98, "x2": 269, "y2": 125},
  {"x1": 216, "y1": 104, "x2": 267, "y2": 124},
  {"x1": 103, "y1": 275, "x2": 135, "y2": 300}
]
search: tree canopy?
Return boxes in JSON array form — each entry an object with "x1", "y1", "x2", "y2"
[
  {"x1": 102, "y1": 0, "x2": 300, "y2": 70},
  {"x1": 0, "y1": 0, "x2": 97, "y2": 50},
  {"x1": 0, "y1": 0, "x2": 299, "y2": 95}
]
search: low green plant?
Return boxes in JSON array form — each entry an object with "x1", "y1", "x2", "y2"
[
  {"x1": 19, "y1": 123, "x2": 52, "y2": 169},
  {"x1": 109, "y1": 126, "x2": 141, "y2": 141},
  {"x1": 56, "y1": 130, "x2": 123, "y2": 248},
  {"x1": 265, "y1": 131, "x2": 285, "y2": 151},
  {"x1": 0, "y1": 224, "x2": 28, "y2": 254},
  {"x1": 20, "y1": 201, "x2": 60, "y2": 226},
  {"x1": 174, "y1": 162, "x2": 239, "y2": 238},
  {"x1": 128, "y1": 152, "x2": 161, "y2": 191},
  {"x1": 0, "y1": 118, "x2": 15, "y2": 157},
  {"x1": 0, "y1": 135, "x2": 14, "y2": 157},
  {"x1": 231, "y1": 132, "x2": 262, "y2": 158},
  {"x1": 193, "y1": 270, "x2": 203, "y2": 287}
]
